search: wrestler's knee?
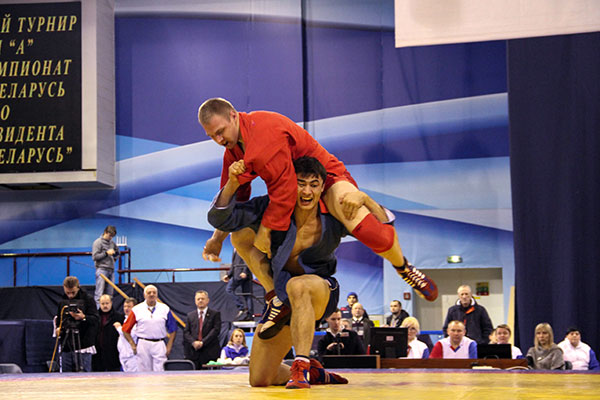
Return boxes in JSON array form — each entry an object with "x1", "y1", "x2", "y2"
[{"x1": 286, "y1": 276, "x2": 308, "y2": 300}]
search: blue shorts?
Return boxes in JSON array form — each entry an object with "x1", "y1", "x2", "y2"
[{"x1": 319, "y1": 276, "x2": 340, "y2": 322}]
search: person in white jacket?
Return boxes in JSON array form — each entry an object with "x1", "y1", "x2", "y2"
[
  {"x1": 113, "y1": 297, "x2": 138, "y2": 372},
  {"x1": 558, "y1": 327, "x2": 599, "y2": 370}
]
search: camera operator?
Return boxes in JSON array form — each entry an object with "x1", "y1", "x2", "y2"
[
  {"x1": 317, "y1": 309, "x2": 365, "y2": 360},
  {"x1": 54, "y1": 276, "x2": 99, "y2": 372}
]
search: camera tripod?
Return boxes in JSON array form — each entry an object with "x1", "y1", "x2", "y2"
[{"x1": 59, "y1": 327, "x2": 84, "y2": 372}]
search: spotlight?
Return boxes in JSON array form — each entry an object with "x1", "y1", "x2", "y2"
[{"x1": 447, "y1": 255, "x2": 463, "y2": 263}]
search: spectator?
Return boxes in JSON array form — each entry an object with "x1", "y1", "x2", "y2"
[
  {"x1": 318, "y1": 309, "x2": 365, "y2": 358},
  {"x1": 340, "y1": 292, "x2": 357, "y2": 319},
  {"x1": 54, "y1": 276, "x2": 99, "y2": 372},
  {"x1": 217, "y1": 328, "x2": 250, "y2": 365},
  {"x1": 341, "y1": 319, "x2": 352, "y2": 330},
  {"x1": 183, "y1": 290, "x2": 222, "y2": 369},
  {"x1": 92, "y1": 225, "x2": 120, "y2": 307},
  {"x1": 92, "y1": 294, "x2": 123, "y2": 371},
  {"x1": 526, "y1": 322, "x2": 564, "y2": 370},
  {"x1": 222, "y1": 249, "x2": 253, "y2": 321},
  {"x1": 400, "y1": 317, "x2": 430, "y2": 359},
  {"x1": 385, "y1": 300, "x2": 409, "y2": 327},
  {"x1": 489, "y1": 328, "x2": 497, "y2": 344},
  {"x1": 495, "y1": 324, "x2": 523, "y2": 359},
  {"x1": 114, "y1": 297, "x2": 138, "y2": 372},
  {"x1": 122, "y1": 285, "x2": 177, "y2": 371},
  {"x1": 351, "y1": 302, "x2": 374, "y2": 350},
  {"x1": 430, "y1": 320, "x2": 477, "y2": 359},
  {"x1": 557, "y1": 327, "x2": 599, "y2": 370},
  {"x1": 442, "y1": 284, "x2": 493, "y2": 345}
]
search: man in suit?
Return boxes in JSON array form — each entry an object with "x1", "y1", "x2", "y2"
[
  {"x1": 183, "y1": 290, "x2": 222, "y2": 369},
  {"x1": 385, "y1": 300, "x2": 409, "y2": 327}
]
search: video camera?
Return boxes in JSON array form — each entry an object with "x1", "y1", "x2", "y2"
[{"x1": 58, "y1": 299, "x2": 85, "y2": 329}]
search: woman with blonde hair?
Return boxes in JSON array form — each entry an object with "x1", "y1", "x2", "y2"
[
  {"x1": 217, "y1": 328, "x2": 249, "y2": 365},
  {"x1": 400, "y1": 317, "x2": 430, "y2": 359},
  {"x1": 526, "y1": 322, "x2": 564, "y2": 369},
  {"x1": 495, "y1": 324, "x2": 523, "y2": 359}
]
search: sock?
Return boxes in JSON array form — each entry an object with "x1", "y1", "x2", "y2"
[{"x1": 351, "y1": 213, "x2": 395, "y2": 253}]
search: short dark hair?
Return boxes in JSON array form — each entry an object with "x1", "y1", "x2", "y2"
[
  {"x1": 565, "y1": 326, "x2": 580, "y2": 336},
  {"x1": 327, "y1": 309, "x2": 341, "y2": 319},
  {"x1": 63, "y1": 276, "x2": 80, "y2": 288},
  {"x1": 391, "y1": 300, "x2": 402, "y2": 307},
  {"x1": 104, "y1": 225, "x2": 117, "y2": 236},
  {"x1": 198, "y1": 98, "x2": 236, "y2": 125},
  {"x1": 124, "y1": 297, "x2": 137, "y2": 306},
  {"x1": 293, "y1": 156, "x2": 327, "y2": 183}
]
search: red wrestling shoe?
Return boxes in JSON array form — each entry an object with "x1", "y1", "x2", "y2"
[
  {"x1": 395, "y1": 257, "x2": 438, "y2": 301},
  {"x1": 257, "y1": 294, "x2": 291, "y2": 340},
  {"x1": 309, "y1": 359, "x2": 348, "y2": 385},
  {"x1": 286, "y1": 359, "x2": 311, "y2": 389}
]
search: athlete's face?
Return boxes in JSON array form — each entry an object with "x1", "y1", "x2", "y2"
[
  {"x1": 296, "y1": 173, "x2": 324, "y2": 211},
  {"x1": 202, "y1": 110, "x2": 239, "y2": 150}
]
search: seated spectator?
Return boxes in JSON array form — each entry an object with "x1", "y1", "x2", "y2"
[
  {"x1": 217, "y1": 328, "x2": 249, "y2": 365},
  {"x1": 399, "y1": 317, "x2": 429, "y2": 359},
  {"x1": 557, "y1": 327, "x2": 599, "y2": 370},
  {"x1": 385, "y1": 300, "x2": 409, "y2": 328},
  {"x1": 318, "y1": 309, "x2": 365, "y2": 358},
  {"x1": 430, "y1": 320, "x2": 477, "y2": 359},
  {"x1": 92, "y1": 294, "x2": 124, "y2": 371},
  {"x1": 488, "y1": 328, "x2": 497, "y2": 344},
  {"x1": 495, "y1": 324, "x2": 523, "y2": 359},
  {"x1": 526, "y1": 322, "x2": 564, "y2": 370},
  {"x1": 340, "y1": 292, "x2": 369, "y2": 320},
  {"x1": 351, "y1": 302, "x2": 374, "y2": 350},
  {"x1": 341, "y1": 319, "x2": 352, "y2": 330},
  {"x1": 114, "y1": 297, "x2": 138, "y2": 372}
]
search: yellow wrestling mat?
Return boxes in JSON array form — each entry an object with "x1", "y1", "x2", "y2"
[{"x1": 1, "y1": 369, "x2": 600, "y2": 399}]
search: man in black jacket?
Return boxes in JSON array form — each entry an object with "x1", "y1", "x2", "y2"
[
  {"x1": 92, "y1": 294, "x2": 124, "y2": 371},
  {"x1": 442, "y1": 284, "x2": 493, "y2": 345},
  {"x1": 183, "y1": 290, "x2": 221, "y2": 369},
  {"x1": 385, "y1": 300, "x2": 409, "y2": 327},
  {"x1": 55, "y1": 276, "x2": 99, "y2": 372},
  {"x1": 318, "y1": 309, "x2": 365, "y2": 358}
]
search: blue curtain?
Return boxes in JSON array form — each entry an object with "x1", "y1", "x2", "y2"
[{"x1": 508, "y1": 32, "x2": 600, "y2": 352}]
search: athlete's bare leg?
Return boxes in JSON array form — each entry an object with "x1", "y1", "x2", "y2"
[
  {"x1": 231, "y1": 228, "x2": 274, "y2": 292},
  {"x1": 286, "y1": 275, "x2": 330, "y2": 357},
  {"x1": 323, "y1": 180, "x2": 438, "y2": 301},
  {"x1": 249, "y1": 324, "x2": 292, "y2": 386},
  {"x1": 323, "y1": 180, "x2": 405, "y2": 266}
]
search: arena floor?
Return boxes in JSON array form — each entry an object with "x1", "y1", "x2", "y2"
[{"x1": 2, "y1": 368, "x2": 600, "y2": 399}]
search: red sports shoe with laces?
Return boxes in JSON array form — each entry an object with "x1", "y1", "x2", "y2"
[
  {"x1": 395, "y1": 257, "x2": 438, "y2": 301},
  {"x1": 286, "y1": 359, "x2": 311, "y2": 389}
]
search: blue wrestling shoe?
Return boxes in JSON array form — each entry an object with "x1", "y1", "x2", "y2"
[
  {"x1": 395, "y1": 257, "x2": 438, "y2": 301},
  {"x1": 257, "y1": 292, "x2": 291, "y2": 340}
]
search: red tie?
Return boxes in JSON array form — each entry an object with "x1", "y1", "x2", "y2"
[{"x1": 197, "y1": 311, "x2": 204, "y2": 341}]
